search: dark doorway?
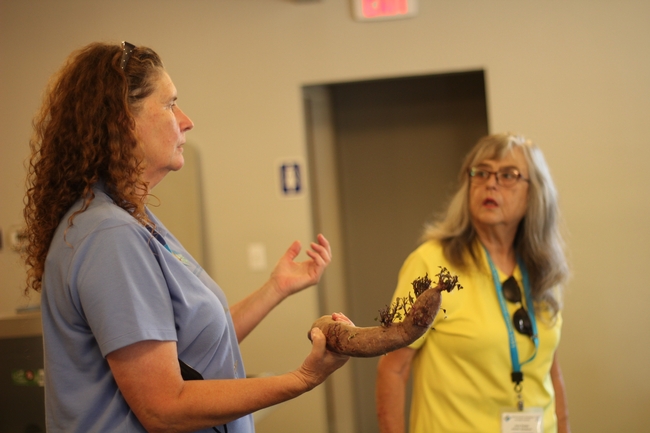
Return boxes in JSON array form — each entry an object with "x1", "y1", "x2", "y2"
[{"x1": 304, "y1": 70, "x2": 489, "y2": 433}]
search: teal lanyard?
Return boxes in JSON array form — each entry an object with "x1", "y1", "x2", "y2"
[
  {"x1": 483, "y1": 246, "x2": 539, "y2": 386},
  {"x1": 147, "y1": 225, "x2": 191, "y2": 267},
  {"x1": 146, "y1": 225, "x2": 173, "y2": 254}
]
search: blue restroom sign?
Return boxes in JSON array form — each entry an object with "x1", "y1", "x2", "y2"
[{"x1": 279, "y1": 162, "x2": 303, "y2": 197}]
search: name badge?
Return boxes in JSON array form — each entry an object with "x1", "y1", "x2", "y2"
[{"x1": 500, "y1": 407, "x2": 543, "y2": 433}]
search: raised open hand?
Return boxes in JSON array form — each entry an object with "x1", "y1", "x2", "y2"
[{"x1": 269, "y1": 234, "x2": 332, "y2": 299}]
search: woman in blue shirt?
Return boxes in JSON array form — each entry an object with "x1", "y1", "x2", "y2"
[{"x1": 23, "y1": 41, "x2": 349, "y2": 433}]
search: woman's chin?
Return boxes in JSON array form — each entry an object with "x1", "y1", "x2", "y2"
[{"x1": 171, "y1": 155, "x2": 185, "y2": 172}]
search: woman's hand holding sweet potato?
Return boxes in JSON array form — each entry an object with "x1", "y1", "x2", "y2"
[{"x1": 293, "y1": 327, "x2": 349, "y2": 391}]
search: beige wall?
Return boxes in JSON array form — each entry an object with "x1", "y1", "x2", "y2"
[{"x1": 1, "y1": 1, "x2": 648, "y2": 432}]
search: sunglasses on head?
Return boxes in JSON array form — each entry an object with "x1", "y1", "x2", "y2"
[
  {"x1": 502, "y1": 276, "x2": 534, "y2": 337},
  {"x1": 120, "y1": 41, "x2": 135, "y2": 70}
]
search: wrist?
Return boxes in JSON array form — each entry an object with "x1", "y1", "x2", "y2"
[
  {"x1": 262, "y1": 278, "x2": 286, "y2": 304},
  {"x1": 287, "y1": 370, "x2": 314, "y2": 394}
]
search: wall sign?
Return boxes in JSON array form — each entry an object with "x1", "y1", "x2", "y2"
[
  {"x1": 351, "y1": 0, "x2": 418, "y2": 22},
  {"x1": 277, "y1": 158, "x2": 305, "y2": 199}
]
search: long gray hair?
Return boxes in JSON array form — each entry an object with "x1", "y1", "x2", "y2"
[{"x1": 422, "y1": 133, "x2": 569, "y2": 317}]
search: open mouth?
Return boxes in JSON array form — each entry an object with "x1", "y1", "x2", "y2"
[{"x1": 483, "y1": 198, "x2": 498, "y2": 207}]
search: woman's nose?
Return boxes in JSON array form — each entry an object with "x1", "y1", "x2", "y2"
[{"x1": 177, "y1": 107, "x2": 194, "y2": 132}]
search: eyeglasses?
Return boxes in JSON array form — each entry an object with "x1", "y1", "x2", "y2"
[
  {"x1": 468, "y1": 167, "x2": 529, "y2": 187},
  {"x1": 501, "y1": 276, "x2": 533, "y2": 337},
  {"x1": 120, "y1": 41, "x2": 135, "y2": 70}
]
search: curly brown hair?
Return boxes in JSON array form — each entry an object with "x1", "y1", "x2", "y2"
[{"x1": 23, "y1": 42, "x2": 164, "y2": 293}]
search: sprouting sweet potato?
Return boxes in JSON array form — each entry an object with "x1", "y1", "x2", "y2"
[{"x1": 308, "y1": 268, "x2": 461, "y2": 358}]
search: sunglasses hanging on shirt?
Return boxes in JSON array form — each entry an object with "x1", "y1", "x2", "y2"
[{"x1": 501, "y1": 276, "x2": 534, "y2": 337}]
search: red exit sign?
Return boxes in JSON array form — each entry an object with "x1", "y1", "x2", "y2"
[{"x1": 352, "y1": 0, "x2": 418, "y2": 21}]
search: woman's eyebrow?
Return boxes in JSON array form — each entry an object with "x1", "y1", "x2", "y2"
[{"x1": 475, "y1": 162, "x2": 520, "y2": 170}]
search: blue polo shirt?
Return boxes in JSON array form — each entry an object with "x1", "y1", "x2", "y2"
[{"x1": 41, "y1": 183, "x2": 254, "y2": 432}]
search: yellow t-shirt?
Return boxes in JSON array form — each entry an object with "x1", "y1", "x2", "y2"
[{"x1": 392, "y1": 240, "x2": 561, "y2": 433}]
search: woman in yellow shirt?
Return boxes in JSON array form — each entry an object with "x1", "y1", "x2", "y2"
[{"x1": 376, "y1": 133, "x2": 571, "y2": 433}]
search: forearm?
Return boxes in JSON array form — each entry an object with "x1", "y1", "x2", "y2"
[
  {"x1": 551, "y1": 353, "x2": 571, "y2": 433},
  {"x1": 376, "y1": 374, "x2": 407, "y2": 433},
  {"x1": 229, "y1": 235, "x2": 331, "y2": 342},
  {"x1": 555, "y1": 387, "x2": 570, "y2": 433},
  {"x1": 154, "y1": 373, "x2": 310, "y2": 432},
  {"x1": 229, "y1": 279, "x2": 285, "y2": 342},
  {"x1": 108, "y1": 339, "x2": 335, "y2": 433},
  {"x1": 376, "y1": 349, "x2": 413, "y2": 433}
]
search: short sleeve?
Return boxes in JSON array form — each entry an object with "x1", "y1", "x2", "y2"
[{"x1": 70, "y1": 221, "x2": 177, "y2": 357}]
